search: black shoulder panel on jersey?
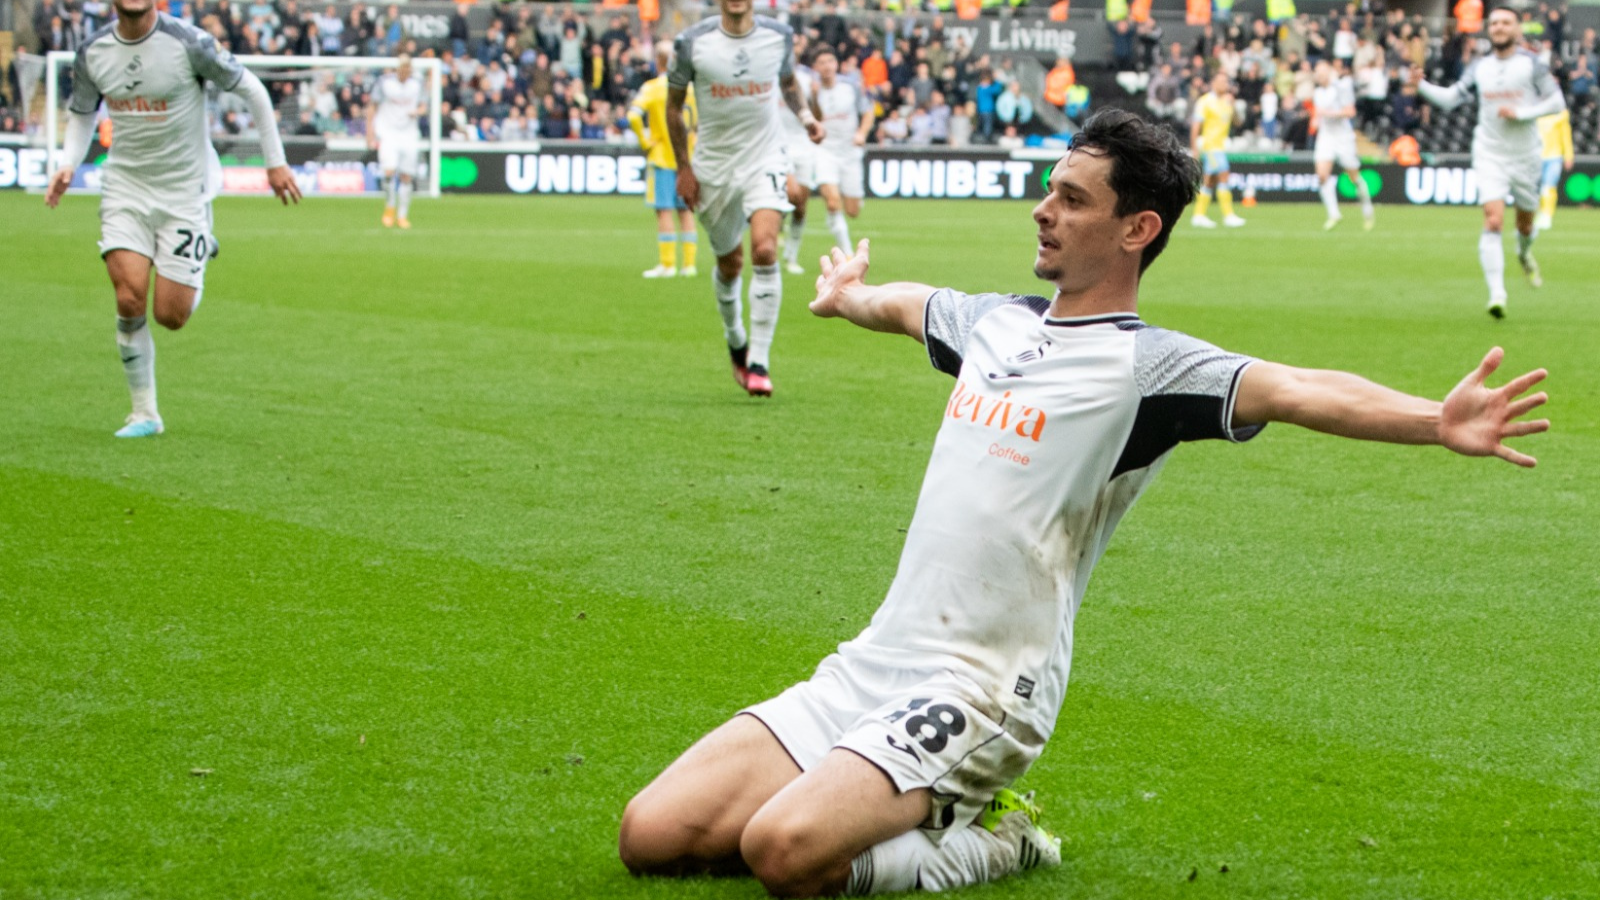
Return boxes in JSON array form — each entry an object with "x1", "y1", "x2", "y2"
[
  {"x1": 928, "y1": 335, "x2": 963, "y2": 378},
  {"x1": 1110, "y1": 393, "x2": 1228, "y2": 478},
  {"x1": 1010, "y1": 294, "x2": 1051, "y2": 316}
]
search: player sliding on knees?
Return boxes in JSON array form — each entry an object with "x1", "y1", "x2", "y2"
[
  {"x1": 1414, "y1": 4, "x2": 1565, "y2": 319},
  {"x1": 666, "y1": 0, "x2": 825, "y2": 398},
  {"x1": 45, "y1": 0, "x2": 300, "y2": 438},
  {"x1": 368, "y1": 53, "x2": 427, "y2": 230},
  {"x1": 618, "y1": 110, "x2": 1549, "y2": 898}
]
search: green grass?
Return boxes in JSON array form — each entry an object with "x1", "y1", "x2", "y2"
[{"x1": 1, "y1": 191, "x2": 1597, "y2": 900}]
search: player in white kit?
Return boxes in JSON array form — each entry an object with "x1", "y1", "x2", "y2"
[
  {"x1": 1311, "y1": 60, "x2": 1374, "y2": 230},
  {"x1": 44, "y1": 0, "x2": 299, "y2": 438},
  {"x1": 1416, "y1": 6, "x2": 1565, "y2": 318},
  {"x1": 812, "y1": 45, "x2": 875, "y2": 254},
  {"x1": 367, "y1": 54, "x2": 426, "y2": 229},
  {"x1": 666, "y1": 0, "x2": 824, "y2": 398},
  {"x1": 618, "y1": 110, "x2": 1550, "y2": 897},
  {"x1": 781, "y1": 49, "x2": 822, "y2": 275}
]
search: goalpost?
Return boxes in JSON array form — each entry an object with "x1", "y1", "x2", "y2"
[{"x1": 44, "y1": 52, "x2": 444, "y2": 197}]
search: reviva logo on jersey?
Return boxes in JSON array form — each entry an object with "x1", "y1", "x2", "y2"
[
  {"x1": 107, "y1": 96, "x2": 168, "y2": 112},
  {"x1": 945, "y1": 380, "x2": 1046, "y2": 442},
  {"x1": 707, "y1": 81, "x2": 774, "y2": 99}
]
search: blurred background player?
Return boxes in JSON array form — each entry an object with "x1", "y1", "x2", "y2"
[
  {"x1": 812, "y1": 46, "x2": 874, "y2": 253},
  {"x1": 1312, "y1": 60, "x2": 1375, "y2": 231},
  {"x1": 44, "y1": 0, "x2": 300, "y2": 438},
  {"x1": 1416, "y1": 6, "x2": 1565, "y2": 319},
  {"x1": 666, "y1": 0, "x2": 824, "y2": 398},
  {"x1": 629, "y1": 41, "x2": 699, "y2": 279},
  {"x1": 1191, "y1": 72, "x2": 1245, "y2": 229},
  {"x1": 781, "y1": 40, "x2": 821, "y2": 275},
  {"x1": 1535, "y1": 108, "x2": 1572, "y2": 231},
  {"x1": 367, "y1": 54, "x2": 425, "y2": 229}
]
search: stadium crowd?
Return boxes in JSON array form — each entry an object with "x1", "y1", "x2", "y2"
[{"x1": 2, "y1": 0, "x2": 1596, "y2": 155}]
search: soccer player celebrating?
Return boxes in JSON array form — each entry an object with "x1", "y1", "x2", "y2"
[
  {"x1": 629, "y1": 41, "x2": 699, "y2": 279},
  {"x1": 1415, "y1": 5, "x2": 1565, "y2": 318},
  {"x1": 1190, "y1": 72, "x2": 1245, "y2": 229},
  {"x1": 812, "y1": 45, "x2": 874, "y2": 253},
  {"x1": 44, "y1": 0, "x2": 299, "y2": 439},
  {"x1": 618, "y1": 110, "x2": 1549, "y2": 898},
  {"x1": 368, "y1": 53, "x2": 426, "y2": 230},
  {"x1": 1312, "y1": 59, "x2": 1375, "y2": 230},
  {"x1": 1534, "y1": 107, "x2": 1572, "y2": 231},
  {"x1": 666, "y1": 0, "x2": 825, "y2": 398}
]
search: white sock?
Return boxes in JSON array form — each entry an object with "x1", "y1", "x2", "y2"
[
  {"x1": 747, "y1": 264, "x2": 782, "y2": 370},
  {"x1": 827, "y1": 209, "x2": 852, "y2": 251},
  {"x1": 1355, "y1": 175, "x2": 1373, "y2": 218},
  {"x1": 398, "y1": 181, "x2": 413, "y2": 219},
  {"x1": 784, "y1": 216, "x2": 805, "y2": 264},
  {"x1": 713, "y1": 269, "x2": 747, "y2": 350},
  {"x1": 116, "y1": 315, "x2": 157, "y2": 418},
  {"x1": 387, "y1": 175, "x2": 399, "y2": 208},
  {"x1": 1516, "y1": 228, "x2": 1535, "y2": 257},
  {"x1": 1479, "y1": 230, "x2": 1506, "y2": 299},
  {"x1": 1320, "y1": 177, "x2": 1340, "y2": 218},
  {"x1": 846, "y1": 825, "x2": 1014, "y2": 894}
]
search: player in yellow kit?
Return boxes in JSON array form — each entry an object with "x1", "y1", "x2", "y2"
[
  {"x1": 629, "y1": 41, "x2": 699, "y2": 278},
  {"x1": 1190, "y1": 72, "x2": 1246, "y2": 229},
  {"x1": 1535, "y1": 108, "x2": 1572, "y2": 231}
]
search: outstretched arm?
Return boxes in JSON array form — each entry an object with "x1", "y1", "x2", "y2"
[
  {"x1": 809, "y1": 241, "x2": 933, "y2": 341},
  {"x1": 1233, "y1": 348, "x2": 1549, "y2": 467},
  {"x1": 781, "y1": 73, "x2": 826, "y2": 143}
]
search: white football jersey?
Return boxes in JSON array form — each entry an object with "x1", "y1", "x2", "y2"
[
  {"x1": 68, "y1": 13, "x2": 244, "y2": 201},
  {"x1": 816, "y1": 78, "x2": 870, "y2": 157},
  {"x1": 781, "y1": 65, "x2": 816, "y2": 148},
  {"x1": 828, "y1": 291, "x2": 1261, "y2": 746},
  {"x1": 372, "y1": 72, "x2": 424, "y2": 142},
  {"x1": 669, "y1": 15, "x2": 794, "y2": 185},
  {"x1": 1421, "y1": 49, "x2": 1565, "y2": 160},
  {"x1": 1312, "y1": 78, "x2": 1356, "y2": 142}
]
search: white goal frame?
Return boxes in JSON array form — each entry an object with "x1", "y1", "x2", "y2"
[{"x1": 45, "y1": 51, "x2": 444, "y2": 197}]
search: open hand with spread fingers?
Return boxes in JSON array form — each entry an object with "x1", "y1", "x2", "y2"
[
  {"x1": 810, "y1": 239, "x2": 871, "y2": 319},
  {"x1": 1440, "y1": 347, "x2": 1550, "y2": 467}
]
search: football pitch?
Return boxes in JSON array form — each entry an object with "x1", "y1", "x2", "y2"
[{"x1": 1, "y1": 190, "x2": 1596, "y2": 899}]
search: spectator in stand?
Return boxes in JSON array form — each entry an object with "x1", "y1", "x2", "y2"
[
  {"x1": 907, "y1": 103, "x2": 932, "y2": 145},
  {"x1": 1355, "y1": 52, "x2": 1388, "y2": 132},
  {"x1": 878, "y1": 106, "x2": 908, "y2": 144},
  {"x1": 949, "y1": 101, "x2": 973, "y2": 148},
  {"x1": 909, "y1": 62, "x2": 935, "y2": 109},
  {"x1": 1148, "y1": 63, "x2": 1188, "y2": 123},
  {"x1": 1390, "y1": 79, "x2": 1422, "y2": 135},
  {"x1": 974, "y1": 69, "x2": 1001, "y2": 143},
  {"x1": 1044, "y1": 57, "x2": 1075, "y2": 112},
  {"x1": 887, "y1": 49, "x2": 912, "y2": 97},
  {"x1": 928, "y1": 90, "x2": 952, "y2": 145},
  {"x1": 478, "y1": 115, "x2": 500, "y2": 142},
  {"x1": 1110, "y1": 19, "x2": 1136, "y2": 72},
  {"x1": 996, "y1": 81, "x2": 1034, "y2": 131},
  {"x1": 862, "y1": 48, "x2": 888, "y2": 96},
  {"x1": 316, "y1": 5, "x2": 342, "y2": 53},
  {"x1": 997, "y1": 124, "x2": 1023, "y2": 150},
  {"x1": 1260, "y1": 80, "x2": 1280, "y2": 144},
  {"x1": 937, "y1": 64, "x2": 969, "y2": 108},
  {"x1": 1237, "y1": 60, "x2": 1265, "y2": 133},
  {"x1": 1570, "y1": 54, "x2": 1596, "y2": 108}
]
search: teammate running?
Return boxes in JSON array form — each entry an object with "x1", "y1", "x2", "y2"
[
  {"x1": 1312, "y1": 59, "x2": 1375, "y2": 230},
  {"x1": 812, "y1": 45, "x2": 874, "y2": 253},
  {"x1": 1416, "y1": 5, "x2": 1565, "y2": 318},
  {"x1": 44, "y1": 0, "x2": 299, "y2": 438},
  {"x1": 368, "y1": 53, "x2": 426, "y2": 229},
  {"x1": 780, "y1": 44, "x2": 821, "y2": 276},
  {"x1": 618, "y1": 109, "x2": 1548, "y2": 898},
  {"x1": 666, "y1": 0, "x2": 825, "y2": 398}
]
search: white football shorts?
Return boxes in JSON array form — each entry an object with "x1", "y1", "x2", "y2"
[
  {"x1": 1313, "y1": 131, "x2": 1361, "y2": 171},
  {"x1": 742, "y1": 651, "x2": 1040, "y2": 846},
  {"x1": 98, "y1": 189, "x2": 215, "y2": 291},
  {"x1": 788, "y1": 139, "x2": 818, "y2": 191},
  {"x1": 1474, "y1": 152, "x2": 1540, "y2": 211},
  {"x1": 378, "y1": 134, "x2": 421, "y2": 177},
  {"x1": 815, "y1": 145, "x2": 866, "y2": 199},
  {"x1": 696, "y1": 155, "x2": 793, "y2": 257}
]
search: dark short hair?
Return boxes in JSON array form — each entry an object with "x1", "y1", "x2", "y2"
[
  {"x1": 810, "y1": 45, "x2": 838, "y2": 64},
  {"x1": 1063, "y1": 109, "x2": 1197, "y2": 274}
]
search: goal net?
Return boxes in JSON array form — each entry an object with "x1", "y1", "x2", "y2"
[{"x1": 44, "y1": 52, "x2": 443, "y2": 198}]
